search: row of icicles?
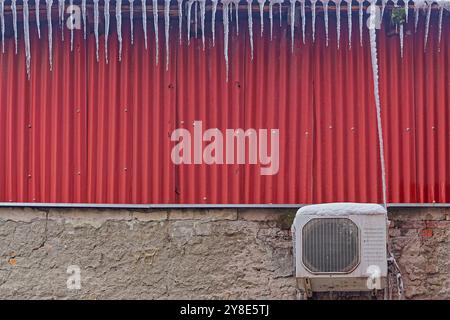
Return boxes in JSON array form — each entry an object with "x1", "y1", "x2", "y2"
[{"x1": 0, "y1": 0, "x2": 448, "y2": 79}]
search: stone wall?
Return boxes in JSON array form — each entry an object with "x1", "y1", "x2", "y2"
[{"x1": 0, "y1": 207, "x2": 448, "y2": 299}]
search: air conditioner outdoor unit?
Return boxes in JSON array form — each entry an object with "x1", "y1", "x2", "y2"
[{"x1": 292, "y1": 203, "x2": 388, "y2": 296}]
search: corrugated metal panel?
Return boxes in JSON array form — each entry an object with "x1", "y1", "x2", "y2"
[
  {"x1": 0, "y1": 10, "x2": 449, "y2": 205},
  {"x1": 0, "y1": 26, "x2": 87, "y2": 203},
  {"x1": 312, "y1": 12, "x2": 382, "y2": 204}
]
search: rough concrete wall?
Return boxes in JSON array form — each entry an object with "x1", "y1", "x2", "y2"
[{"x1": 0, "y1": 207, "x2": 448, "y2": 299}]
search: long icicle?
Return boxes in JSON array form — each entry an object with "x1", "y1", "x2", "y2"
[
  {"x1": 346, "y1": 0, "x2": 352, "y2": 49},
  {"x1": 335, "y1": 0, "x2": 341, "y2": 49},
  {"x1": 142, "y1": 0, "x2": 148, "y2": 50},
  {"x1": 194, "y1": 1, "x2": 198, "y2": 38},
  {"x1": 301, "y1": 0, "x2": 306, "y2": 44},
  {"x1": 311, "y1": 0, "x2": 317, "y2": 42},
  {"x1": 424, "y1": 1, "x2": 431, "y2": 51},
  {"x1": 178, "y1": 0, "x2": 183, "y2": 44},
  {"x1": 187, "y1": 0, "x2": 193, "y2": 44},
  {"x1": 46, "y1": 0, "x2": 53, "y2": 70},
  {"x1": 12, "y1": 0, "x2": 18, "y2": 54},
  {"x1": 234, "y1": 0, "x2": 239, "y2": 35},
  {"x1": 82, "y1": 0, "x2": 87, "y2": 39},
  {"x1": 368, "y1": 0, "x2": 387, "y2": 208},
  {"x1": 117, "y1": 0, "x2": 123, "y2": 61},
  {"x1": 405, "y1": 0, "x2": 409, "y2": 23},
  {"x1": 36, "y1": 0, "x2": 41, "y2": 39},
  {"x1": 248, "y1": 0, "x2": 254, "y2": 59},
  {"x1": 258, "y1": 0, "x2": 265, "y2": 37},
  {"x1": 400, "y1": 24, "x2": 404, "y2": 58},
  {"x1": 200, "y1": 0, "x2": 206, "y2": 49},
  {"x1": 324, "y1": 0, "x2": 329, "y2": 47},
  {"x1": 269, "y1": 0, "x2": 274, "y2": 40},
  {"x1": 94, "y1": 0, "x2": 99, "y2": 61},
  {"x1": 153, "y1": 0, "x2": 159, "y2": 64},
  {"x1": 212, "y1": 0, "x2": 218, "y2": 46},
  {"x1": 223, "y1": 1, "x2": 230, "y2": 81},
  {"x1": 165, "y1": 0, "x2": 170, "y2": 69},
  {"x1": 438, "y1": 5, "x2": 443, "y2": 52},
  {"x1": 358, "y1": 0, "x2": 363, "y2": 46},
  {"x1": 70, "y1": 0, "x2": 74, "y2": 51},
  {"x1": 104, "y1": 0, "x2": 111, "y2": 62},
  {"x1": 24, "y1": 0, "x2": 31, "y2": 79},
  {"x1": 58, "y1": 0, "x2": 64, "y2": 41},
  {"x1": 0, "y1": 0, "x2": 4, "y2": 53},
  {"x1": 414, "y1": 3, "x2": 419, "y2": 32},
  {"x1": 290, "y1": 0, "x2": 295, "y2": 52},
  {"x1": 130, "y1": 0, "x2": 135, "y2": 45}
]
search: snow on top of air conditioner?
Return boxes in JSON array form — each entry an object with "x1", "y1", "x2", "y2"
[{"x1": 296, "y1": 202, "x2": 387, "y2": 216}]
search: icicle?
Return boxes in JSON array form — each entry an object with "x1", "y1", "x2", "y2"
[
  {"x1": 424, "y1": 1, "x2": 431, "y2": 51},
  {"x1": 248, "y1": 0, "x2": 254, "y2": 59},
  {"x1": 346, "y1": 0, "x2": 352, "y2": 49},
  {"x1": 405, "y1": 0, "x2": 409, "y2": 23},
  {"x1": 381, "y1": 0, "x2": 387, "y2": 18},
  {"x1": 12, "y1": 0, "x2": 17, "y2": 54},
  {"x1": 301, "y1": 0, "x2": 306, "y2": 44},
  {"x1": 269, "y1": 1, "x2": 274, "y2": 40},
  {"x1": 58, "y1": 0, "x2": 64, "y2": 41},
  {"x1": 311, "y1": 0, "x2": 317, "y2": 42},
  {"x1": 258, "y1": 0, "x2": 265, "y2": 37},
  {"x1": 105, "y1": 0, "x2": 112, "y2": 63},
  {"x1": 269, "y1": 0, "x2": 283, "y2": 40},
  {"x1": 130, "y1": 0, "x2": 135, "y2": 45},
  {"x1": 70, "y1": 0, "x2": 74, "y2": 51},
  {"x1": 82, "y1": 0, "x2": 87, "y2": 39},
  {"x1": 153, "y1": 0, "x2": 159, "y2": 64},
  {"x1": 414, "y1": 4, "x2": 419, "y2": 32},
  {"x1": 94, "y1": 0, "x2": 99, "y2": 61},
  {"x1": 187, "y1": 1, "x2": 193, "y2": 44},
  {"x1": 117, "y1": 0, "x2": 123, "y2": 61},
  {"x1": 234, "y1": 0, "x2": 239, "y2": 35},
  {"x1": 279, "y1": 2, "x2": 282, "y2": 27},
  {"x1": 223, "y1": 1, "x2": 231, "y2": 81},
  {"x1": 358, "y1": 0, "x2": 363, "y2": 46},
  {"x1": 164, "y1": 0, "x2": 170, "y2": 69},
  {"x1": 178, "y1": 0, "x2": 183, "y2": 44},
  {"x1": 200, "y1": 0, "x2": 206, "y2": 49},
  {"x1": 368, "y1": 0, "x2": 387, "y2": 208},
  {"x1": 0, "y1": 0, "x2": 4, "y2": 53},
  {"x1": 212, "y1": 0, "x2": 218, "y2": 46},
  {"x1": 438, "y1": 5, "x2": 443, "y2": 52},
  {"x1": 323, "y1": 0, "x2": 329, "y2": 47},
  {"x1": 400, "y1": 24, "x2": 404, "y2": 58},
  {"x1": 194, "y1": 1, "x2": 198, "y2": 38},
  {"x1": 46, "y1": 0, "x2": 53, "y2": 70},
  {"x1": 335, "y1": 0, "x2": 341, "y2": 49},
  {"x1": 142, "y1": 0, "x2": 148, "y2": 50},
  {"x1": 36, "y1": 0, "x2": 41, "y2": 39},
  {"x1": 24, "y1": 0, "x2": 31, "y2": 79},
  {"x1": 290, "y1": 0, "x2": 295, "y2": 52}
]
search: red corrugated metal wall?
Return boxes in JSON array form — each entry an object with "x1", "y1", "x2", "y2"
[{"x1": 0, "y1": 11, "x2": 449, "y2": 205}]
